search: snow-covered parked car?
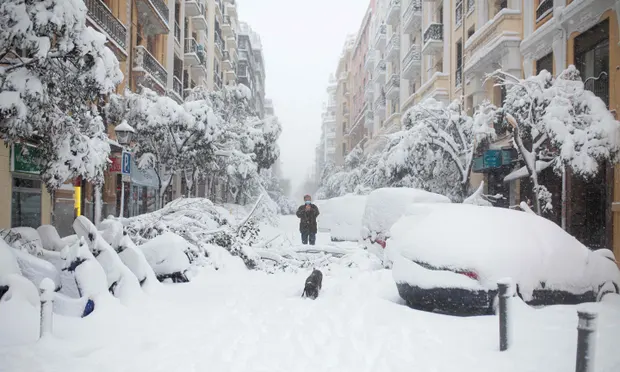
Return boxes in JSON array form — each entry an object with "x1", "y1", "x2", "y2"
[
  {"x1": 315, "y1": 194, "x2": 367, "y2": 242},
  {"x1": 361, "y1": 188, "x2": 450, "y2": 261},
  {"x1": 389, "y1": 203, "x2": 620, "y2": 316},
  {"x1": 139, "y1": 232, "x2": 192, "y2": 283}
]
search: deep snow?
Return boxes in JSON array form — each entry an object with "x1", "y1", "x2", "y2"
[{"x1": 1, "y1": 215, "x2": 619, "y2": 372}]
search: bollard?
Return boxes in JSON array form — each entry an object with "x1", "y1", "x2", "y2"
[
  {"x1": 39, "y1": 278, "x2": 55, "y2": 338},
  {"x1": 575, "y1": 310, "x2": 598, "y2": 372},
  {"x1": 497, "y1": 279, "x2": 512, "y2": 351}
]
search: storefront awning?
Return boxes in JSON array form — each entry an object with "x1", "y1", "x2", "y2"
[{"x1": 503, "y1": 160, "x2": 553, "y2": 183}]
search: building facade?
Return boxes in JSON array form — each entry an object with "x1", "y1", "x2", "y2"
[
  {"x1": 0, "y1": 0, "x2": 274, "y2": 235},
  {"x1": 237, "y1": 22, "x2": 267, "y2": 118},
  {"x1": 315, "y1": 0, "x2": 620, "y2": 260}
]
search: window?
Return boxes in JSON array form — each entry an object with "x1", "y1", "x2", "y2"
[
  {"x1": 11, "y1": 177, "x2": 42, "y2": 228},
  {"x1": 535, "y1": 52, "x2": 553, "y2": 75},
  {"x1": 455, "y1": 40, "x2": 463, "y2": 88},
  {"x1": 438, "y1": 5, "x2": 443, "y2": 24},
  {"x1": 575, "y1": 19, "x2": 609, "y2": 106},
  {"x1": 342, "y1": 143, "x2": 347, "y2": 157},
  {"x1": 455, "y1": 1, "x2": 463, "y2": 27},
  {"x1": 467, "y1": 27, "x2": 475, "y2": 39},
  {"x1": 536, "y1": 0, "x2": 553, "y2": 21}
]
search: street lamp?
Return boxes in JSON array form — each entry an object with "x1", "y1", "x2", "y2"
[
  {"x1": 114, "y1": 120, "x2": 135, "y2": 146},
  {"x1": 114, "y1": 121, "x2": 135, "y2": 218}
]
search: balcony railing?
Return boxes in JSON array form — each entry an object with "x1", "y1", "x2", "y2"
[
  {"x1": 424, "y1": 23, "x2": 443, "y2": 44},
  {"x1": 151, "y1": 0, "x2": 169, "y2": 24},
  {"x1": 172, "y1": 76, "x2": 183, "y2": 99},
  {"x1": 184, "y1": 38, "x2": 197, "y2": 54},
  {"x1": 584, "y1": 72, "x2": 609, "y2": 107},
  {"x1": 536, "y1": 0, "x2": 553, "y2": 21},
  {"x1": 85, "y1": 0, "x2": 127, "y2": 49},
  {"x1": 403, "y1": 44, "x2": 421, "y2": 68},
  {"x1": 387, "y1": 74, "x2": 400, "y2": 90},
  {"x1": 455, "y1": 66, "x2": 462, "y2": 88},
  {"x1": 386, "y1": 34, "x2": 400, "y2": 58},
  {"x1": 403, "y1": 0, "x2": 422, "y2": 25},
  {"x1": 134, "y1": 46, "x2": 167, "y2": 88},
  {"x1": 174, "y1": 21, "x2": 181, "y2": 43}
]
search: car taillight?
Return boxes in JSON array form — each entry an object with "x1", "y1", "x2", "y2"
[
  {"x1": 460, "y1": 271, "x2": 479, "y2": 280},
  {"x1": 375, "y1": 239, "x2": 386, "y2": 249}
]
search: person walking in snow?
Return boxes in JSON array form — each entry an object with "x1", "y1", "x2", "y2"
[{"x1": 296, "y1": 194, "x2": 319, "y2": 245}]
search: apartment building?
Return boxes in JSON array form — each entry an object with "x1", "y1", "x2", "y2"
[
  {"x1": 334, "y1": 36, "x2": 356, "y2": 165},
  {"x1": 316, "y1": 76, "x2": 339, "y2": 173},
  {"x1": 0, "y1": 0, "x2": 253, "y2": 233},
  {"x1": 237, "y1": 22, "x2": 267, "y2": 118}
]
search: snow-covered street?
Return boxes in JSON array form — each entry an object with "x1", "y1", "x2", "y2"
[{"x1": 1, "y1": 215, "x2": 620, "y2": 372}]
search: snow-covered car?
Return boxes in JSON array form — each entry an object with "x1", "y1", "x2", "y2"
[
  {"x1": 315, "y1": 194, "x2": 367, "y2": 242},
  {"x1": 389, "y1": 203, "x2": 620, "y2": 316},
  {"x1": 139, "y1": 232, "x2": 192, "y2": 283},
  {"x1": 360, "y1": 188, "x2": 451, "y2": 261}
]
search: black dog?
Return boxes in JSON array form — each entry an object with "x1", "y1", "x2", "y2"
[{"x1": 302, "y1": 269, "x2": 323, "y2": 300}]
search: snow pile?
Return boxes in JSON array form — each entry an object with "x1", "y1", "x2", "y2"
[
  {"x1": 316, "y1": 194, "x2": 367, "y2": 241},
  {"x1": 389, "y1": 203, "x2": 620, "y2": 300},
  {"x1": 361, "y1": 187, "x2": 451, "y2": 240},
  {"x1": 37, "y1": 225, "x2": 67, "y2": 252}
]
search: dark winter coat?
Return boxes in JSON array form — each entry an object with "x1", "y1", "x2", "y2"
[{"x1": 296, "y1": 204, "x2": 320, "y2": 234}]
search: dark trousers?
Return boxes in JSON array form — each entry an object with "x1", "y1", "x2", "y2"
[{"x1": 301, "y1": 232, "x2": 316, "y2": 245}]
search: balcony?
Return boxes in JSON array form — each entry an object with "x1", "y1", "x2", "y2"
[
  {"x1": 222, "y1": 50, "x2": 232, "y2": 70},
  {"x1": 214, "y1": 33, "x2": 224, "y2": 57},
  {"x1": 374, "y1": 95, "x2": 386, "y2": 117},
  {"x1": 463, "y1": 9, "x2": 521, "y2": 74},
  {"x1": 214, "y1": 0, "x2": 223, "y2": 21},
  {"x1": 364, "y1": 53, "x2": 375, "y2": 71},
  {"x1": 169, "y1": 76, "x2": 183, "y2": 103},
  {"x1": 374, "y1": 24, "x2": 387, "y2": 51},
  {"x1": 174, "y1": 21, "x2": 181, "y2": 44},
  {"x1": 227, "y1": 30, "x2": 237, "y2": 50},
  {"x1": 386, "y1": 0, "x2": 401, "y2": 26},
  {"x1": 225, "y1": 61, "x2": 237, "y2": 81},
  {"x1": 402, "y1": 44, "x2": 421, "y2": 79},
  {"x1": 385, "y1": 74, "x2": 400, "y2": 100},
  {"x1": 226, "y1": 0, "x2": 238, "y2": 18},
  {"x1": 222, "y1": 16, "x2": 233, "y2": 36},
  {"x1": 190, "y1": 60, "x2": 207, "y2": 80},
  {"x1": 374, "y1": 60, "x2": 386, "y2": 80},
  {"x1": 185, "y1": 0, "x2": 201, "y2": 17},
  {"x1": 191, "y1": 3, "x2": 208, "y2": 30},
  {"x1": 402, "y1": 0, "x2": 422, "y2": 33},
  {"x1": 85, "y1": 0, "x2": 128, "y2": 59},
  {"x1": 326, "y1": 130, "x2": 336, "y2": 139},
  {"x1": 422, "y1": 23, "x2": 443, "y2": 56},
  {"x1": 184, "y1": 38, "x2": 200, "y2": 65},
  {"x1": 133, "y1": 45, "x2": 167, "y2": 92},
  {"x1": 455, "y1": 66, "x2": 462, "y2": 89},
  {"x1": 385, "y1": 34, "x2": 400, "y2": 61},
  {"x1": 414, "y1": 72, "x2": 449, "y2": 103},
  {"x1": 365, "y1": 81, "x2": 374, "y2": 100},
  {"x1": 135, "y1": 0, "x2": 169, "y2": 35}
]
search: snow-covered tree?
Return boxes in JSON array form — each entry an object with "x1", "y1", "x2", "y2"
[
  {"x1": 490, "y1": 66, "x2": 620, "y2": 214},
  {"x1": 387, "y1": 98, "x2": 496, "y2": 200},
  {"x1": 0, "y1": 0, "x2": 123, "y2": 190},
  {"x1": 109, "y1": 87, "x2": 217, "y2": 206}
]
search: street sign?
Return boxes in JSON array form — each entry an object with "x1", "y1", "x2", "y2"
[{"x1": 121, "y1": 152, "x2": 131, "y2": 175}]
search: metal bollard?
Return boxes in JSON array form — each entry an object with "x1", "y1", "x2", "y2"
[
  {"x1": 39, "y1": 278, "x2": 55, "y2": 338},
  {"x1": 497, "y1": 279, "x2": 511, "y2": 351},
  {"x1": 575, "y1": 310, "x2": 598, "y2": 372}
]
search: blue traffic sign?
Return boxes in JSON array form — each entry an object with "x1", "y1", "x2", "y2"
[{"x1": 121, "y1": 152, "x2": 131, "y2": 175}]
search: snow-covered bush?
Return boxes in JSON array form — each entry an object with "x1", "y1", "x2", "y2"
[
  {"x1": 0, "y1": 0, "x2": 123, "y2": 190},
  {"x1": 486, "y1": 66, "x2": 620, "y2": 214}
]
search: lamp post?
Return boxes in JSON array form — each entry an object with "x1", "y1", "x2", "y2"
[{"x1": 115, "y1": 121, "x2": 135, "y2": 218}]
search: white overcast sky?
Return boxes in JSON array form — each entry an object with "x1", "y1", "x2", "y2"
[{"x1": 237, "y1": 0, "x2": 369, "y2": 195}]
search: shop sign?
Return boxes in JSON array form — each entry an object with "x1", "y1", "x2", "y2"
[
  {"x1": 473, "y1": 150, "x2": 514, "y2": 173},
  {"x1": 11, "y1": 143, "x2": 42, "y2": 174},
  {"x1": 109, "y1": 156, "x2": 122, "y2": 173}
]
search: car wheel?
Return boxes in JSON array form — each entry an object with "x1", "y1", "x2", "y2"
[{"x1": 597, "y1": 281, "x2": 619, "y2": 302}]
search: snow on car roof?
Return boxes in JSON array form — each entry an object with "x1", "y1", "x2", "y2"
[
  {"x1": 361, "y1": 188, "x2": 451, "y2": 237},
  {"x1": 389, "y1": 203, "x2": 620, "y2": 299}
]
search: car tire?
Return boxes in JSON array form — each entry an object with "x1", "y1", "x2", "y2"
[{"x1": 597, "y1": 281, "x2": 619, "y2": 302}]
